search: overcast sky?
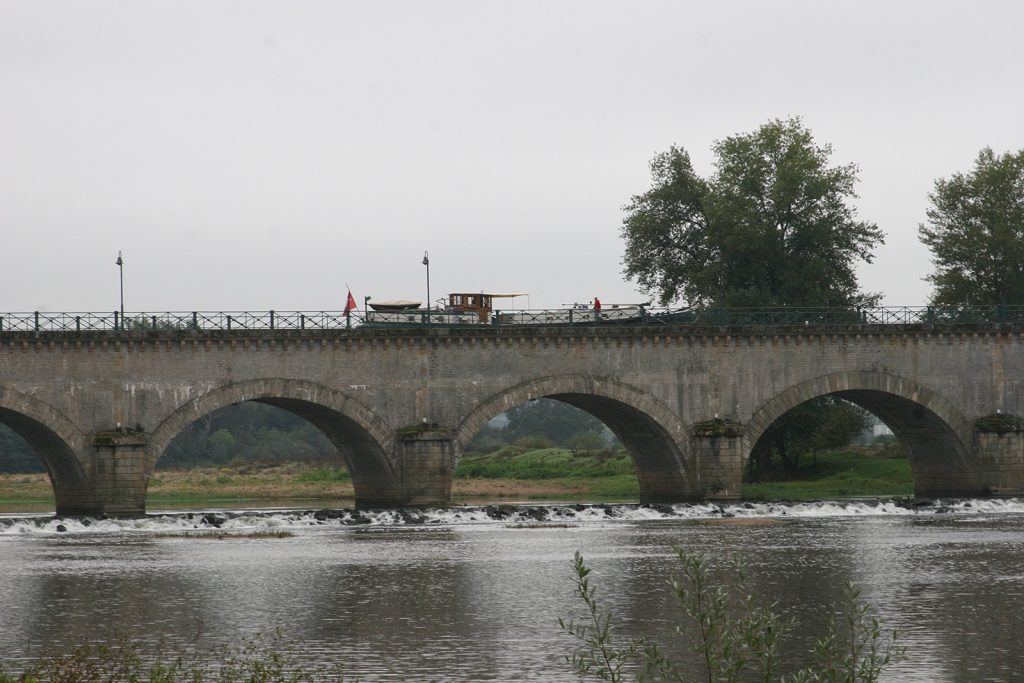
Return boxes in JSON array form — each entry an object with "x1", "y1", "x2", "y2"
[{"x1": 2, "y1": 1, "x2": 1022, "y2": 313}]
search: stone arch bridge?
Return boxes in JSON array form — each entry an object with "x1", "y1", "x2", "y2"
[{"x1": 2, "y1": 322, "x2": 1023, "y2": 516}]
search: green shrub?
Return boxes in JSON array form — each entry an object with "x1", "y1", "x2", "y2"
[
  {"x1": 468, "y1": 434, "x2": 507, "y2": 454},
  {"x1": 570, "y1": 432, "x2": 607, "y2": 453},
  {"x1": 490, "y1": 445, "x2": 528, "y2": 460},
  {"x1": 516, "y1": 436, "x2": 557, "y2": 450},
  {"x1": 293, "y1": 467, "x2": 352, "y2": 483},
  {"x1": 455, "y1": 448, "x2": 635, "y2": 480},
  {"x1": 561, "y1": 547, "x2": 901, "y2": 682},
  {"x1": 513, "y1": 435, "x2": 555, "y2": 450}
]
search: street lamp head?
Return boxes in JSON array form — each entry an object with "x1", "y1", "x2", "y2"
[
  {"x1": 421, "y1": 250, "x2": 431, "y2": 315},
  {"x1": 115, "y1": 250, "x2": 125, "y2": 319}
]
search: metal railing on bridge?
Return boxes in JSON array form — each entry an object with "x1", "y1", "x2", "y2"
[
  {"x1": 656, "y1": 305, "x2": 1024, "y2": 327},
  {"x1": 1, "y1": 305, "x2": 1024, "y2": 334}
]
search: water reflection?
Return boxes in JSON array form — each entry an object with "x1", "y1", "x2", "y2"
[
  {"x1": 1, "y1": 512, "x2": 1024, "y2": 681},
  {"x1": 852, "y1": 516, "x2": 1024, "y2": 682}
]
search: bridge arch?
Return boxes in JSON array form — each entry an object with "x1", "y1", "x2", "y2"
[
  {"x1": 747, "y1": 371, "x2": 979, "y2": 496},
  {"x1": 0, "y1": 385, "x2": 94, "y2": 514},
  {"x1": 148, "y1": 378, "x2": 401, "y2": 504},
  {"x1": 456, "y1": 374, "x2": 695, "y2": 502}
]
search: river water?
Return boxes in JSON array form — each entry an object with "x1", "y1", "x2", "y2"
[{"x1": 2, "y1": 499, "x2": 1023, "y2": 682}]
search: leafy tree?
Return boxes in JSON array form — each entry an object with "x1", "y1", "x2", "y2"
[
  {"x1": 208, "y1": 429, "x2": 236, "y2": 464},
  {"x1": 505, "y1": 398, "x2": 609, "y2": 447},
  {"x1": 622, "y1": 117, "x2": 883, "y2": 308},
  {"x1": 465, "y1": 423, "x2": 508, "y2": 454},
  {"x1": 919, "y1": 147, "x2": 1024, "y2": 305},
  {"x1": 622, "y1": 119, "x2": 883, "y2": 471},
  {"x1": 0, "y1": 425, "x2": 44, "y2": 473},
  {"x1": 748, "y1": 397, "x2": 870, "y2": 479},
  {"x1": 160, "y1": 402, "x2": 335, "y2": 469},
  {"x1": 570, "y1": 432, "x2": 607, "y2": 453}
]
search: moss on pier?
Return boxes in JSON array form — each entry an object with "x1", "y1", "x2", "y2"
[
  {"x1": 975, "y1": 413, "x2": 1024, "y2": 434},
  {"x1": 691, "y1": 417, "x2": 744, "y2": 438}
]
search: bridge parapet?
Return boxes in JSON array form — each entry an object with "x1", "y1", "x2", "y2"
[
  {"x1": 4, "y1": 321, "x2": 1024, "y2": 354},
  {"x1": 4, "y1": 304, "x2": 1024, "y2": 336}
]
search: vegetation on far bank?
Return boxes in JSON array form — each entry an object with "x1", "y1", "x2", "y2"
[
  {"x1": 453, "y1": 443, "x2": 913, "y2": 502},
  {"x1": 0, "y1": 445, "x2": 912, "y2": 507},
  {"x1": 743, "y1": 446, "x2": 912, "y2": 500},
  {"x1": 456, "y1": 444, "x2": 633, "y2": 480}
]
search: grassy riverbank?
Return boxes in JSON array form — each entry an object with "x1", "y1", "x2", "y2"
[
  {"x1": 455, "y1": 445, "x2": 913, "y2": 500},
  {"x1": 0, "y1": 459, "x2": 638, "y2": 507},
  {"x1": 0, "y1": 447, "x2": 912, "y2": 508},
  {"x1": 743, "y1": 448, "x2": 913, "y2": 500}
]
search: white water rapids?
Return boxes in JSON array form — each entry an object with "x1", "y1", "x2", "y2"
[{"x1": 4, "y1": 497, "x2": 1024, "y2": 535}]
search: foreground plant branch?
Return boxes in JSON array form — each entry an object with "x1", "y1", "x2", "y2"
[{"x1": 560, "y1": 547, "x2": 901, "y2": 683}]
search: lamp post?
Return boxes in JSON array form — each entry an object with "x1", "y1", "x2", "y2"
[
  {"x1": 422, "y1": 250, "x2": 430, "y2": 315},
  {"x1": 115, "y1": 251, "x2": 124, "y2": 320}
]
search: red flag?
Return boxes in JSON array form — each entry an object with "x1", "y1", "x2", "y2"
[{"x1": 345, "y1": 289, "x2": 357, "y2": 314}]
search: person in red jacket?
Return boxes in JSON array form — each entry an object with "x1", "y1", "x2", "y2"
[{"x1": 593, "y1": 296, "x2": 601, "y2": 322}]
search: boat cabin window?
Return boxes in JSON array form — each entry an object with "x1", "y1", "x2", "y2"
[
  {"x1": 448, "y1": 293, "x2": 493, "y2": 320},
  {"x1": 449, "y1": 293, "x2": 492, "y2": 311}
]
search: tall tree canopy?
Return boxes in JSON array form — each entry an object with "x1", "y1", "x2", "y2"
[
  {"x1": 0, "y1": 425, "x2": 43, "y2": 473},
  {"x1": 505, "y1": 399, "x2": 608, "y2": 447},
  {"x1": 749, "y1": 397, "x2": 871, "y2": 478},
  {"x1": 919, "y1": 147, "x2": 1024, "y2": 305},
  {"x1": 621, "y1": 118, "x2": 883, "y2": 308}
]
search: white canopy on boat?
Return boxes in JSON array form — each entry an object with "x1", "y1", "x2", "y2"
[{"x1": 368, "y1": 300, "x2": 421, "y2": 311}]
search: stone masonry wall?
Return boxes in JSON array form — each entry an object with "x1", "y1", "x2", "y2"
[
  {"x1": 975, "y1": 431, "x2": 1024, "y2": 496},
  {"x1": 2, "y1": 323, "x2": 1024, "y2": 511}
]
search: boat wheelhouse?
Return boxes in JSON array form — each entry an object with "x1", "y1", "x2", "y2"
[{"x1": 446, "y1": 292, "x2": 526, "y2": 322}]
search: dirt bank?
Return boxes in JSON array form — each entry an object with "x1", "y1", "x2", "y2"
[{"x1": 0, "y1": 465, "x2": 608, "y2": 504}]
